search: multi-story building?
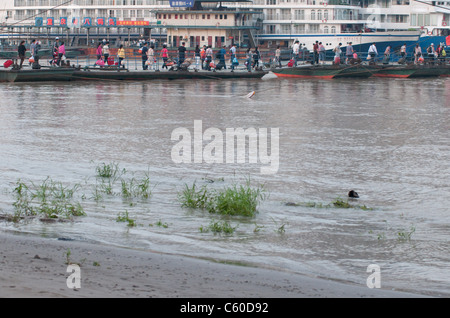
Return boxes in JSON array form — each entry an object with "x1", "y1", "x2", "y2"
[{"x1": 0, "y1": 0, "x2": 449, "y2": 51}]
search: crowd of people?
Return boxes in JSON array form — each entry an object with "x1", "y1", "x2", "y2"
[
  {"x1": 135, "y1": 41, "x2": 264, "y2": 72},
  {"x1": 14, "y1": 37, "x2": 447, "y2": 71}
]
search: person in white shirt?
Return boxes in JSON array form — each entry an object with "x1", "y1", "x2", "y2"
[
  {"x1": 400, "y1": 43, "x2": 406, "y2": 58},
  {"x1": 368, "y1": 43, "x2": 378, "y2": 63},
  {"x1": 333, "y1": 43, "x2": 342, "y2": 65},
  {"x1": 292, "y1": 40, "x2": 300, "y2": 66}
]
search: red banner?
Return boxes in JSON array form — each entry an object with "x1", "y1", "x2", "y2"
[{"x1": 117, "y1": 21, "x2": 150, "y2": 26}]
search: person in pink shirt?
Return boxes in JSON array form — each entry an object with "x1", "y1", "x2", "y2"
[
  {"x1": 160, "y1": 44, "x2": 169, "y2": 69},
  {"x1": 57, "y1": 41, "x2": 65, "y2": 66}
]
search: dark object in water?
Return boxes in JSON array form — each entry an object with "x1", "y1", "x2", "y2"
[{"x1": 348, "y1": 190, "x2": 359, "y2": 198}]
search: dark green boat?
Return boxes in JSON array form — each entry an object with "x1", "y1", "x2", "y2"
[
  {"x1": 72, "y1": 68, "x2": 268, "y2": 81},
  {"x1": 272, "y1": 64, "x2": 373, "y2": 79},
  {"x1": 0, "y1": 67, "x2": 75, "y2": 83},
  {"x1": 372, "y1": 64, "x2": 443, "y2": 78}
]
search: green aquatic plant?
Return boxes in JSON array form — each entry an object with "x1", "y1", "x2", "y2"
[
  {"x1": 12, "y1": 178, "x2": 85, "y2": 221},
  {"x1": 179, "y1": 180, "x2": 266, "y2": 217},
  {"x1": 120, "y1": 174, "x2": 152, "y2": 199},
  {"x1": 285, "y1": 197, "x2": 373, "y2": 211},
  {"x1": 397, "y1": 226, "x2": 416, "y2": 242},
  {"x1": 95, "y1": 162, "x2": 124, "y2": 179},
  {"x1": 116, "y1": 210, "x2": 136, "y2": 227},
  {"x1": 199, "y1": 220, "x2": 237, "y2": 235},
  {"x1": 179, "y1": 182, "x2": 210, "y2": 209},
  {"x1": 332, "y1": 198, "x2": 352, "y2": 209},
  {"x1": 208, "y1": 183, "x2": 266, "y2": 217},
  {"x1": 156, "y1": 219, "x2": 168, "y2": 228}
]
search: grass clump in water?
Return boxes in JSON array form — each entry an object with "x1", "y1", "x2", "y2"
[
  {"x1": 120, "y1": 174, "x2": 152, "y2": 200},
  {"x1": 179, "y1": 180, "x2": 266, "y2": 217},
  {"x1": 95, "y1": 162, "x2": 124, "y2": 179},
  {"x1": 199, "y1": 220, "x2": 237, "y2": 235},
  {"x1": 286, "y1": 197, "x2": 373, "y2": 211},
  {"x1": 116, "y1": 210, "x2": 136, "y2": 227},
  {"x1": 179, "y1": 183, "x2": 210, "y2": 209},
  {"x1": 92, "y1": 162, "x2": 153, "y2": 201},
  {"x1": 12, "y1": 178, "x2": 85, "y2": 221}
]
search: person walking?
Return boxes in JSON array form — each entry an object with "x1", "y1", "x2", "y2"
[
  {"x1": 245, "y1": 47, "x2": 252, "y2": 71},
  {"x1": 200, "y1": 45, "x2": 206, "y2": 70},
  {"x1": 292, "y1": 40, "x2": 300, "y2": 66},
  {"x1": 400, "y1": 43, "x2": 406, "y2": 59},
  {"x1": 218, "y1": 45, "x2": 227, "y2": 70},
  {"x1": 318, "y1": 42, "x2": 326, "y2": 65},
  {"x1": 96, "y1": 42, "x2": 103, "y2": 61},
  {"x1": 194, "y1": 44, "x2": 201, "y2": 70},
  {"x1": 178, "y1": 42, "x2": 186, "y2": 69},
  {"x1": 368, "y1": 43, "x2": 378, "y2": 64},
  {"x1": 230, "y1": 43, "x2": 237, "y2": 71},
  {"x1": 102, "y1": 41, "x2": 110, "y2": 64},
  {"x1": 333, "y1": 43, "x2": 342, "y2": 65},
  {"x1": 160, "y1": 44, "x2": 169, "y2": 70},
  {"x1": 414, "y1": 43, "x2": 422, "y2": 64},
  {"x1": 147, "y1": 44, "x2": 155, "y2": 70},
  {"x1": 205, "y1": 45, "x2": 213, "y2": 70},
  {"x1": 275, "y1": 45, "x2": 282, "y2": 68},
  {"x1": 17, "y1": 40, "x2": 26, "y2": 69},
  {"x1": 427, "y1": 43, "x2": 436, "y2": 62},
  {"x1": 29, "y1": 39, "x2": 36, "y2": 65},
  {"x1": 117, "y1": 44, "x2": 125, "y2": 68},
  {"x1": 52, "y1": 37, "x2": 60, "y2": 65},
  {"x1": 313, "y1": 40, "x2": 319, "y2": 65},
  {"x1": 57, "y1": 41, "x2": 66, "y2": 66},
  {"x1": 253, "y1": 46, "x2": 261, "y2": 69},
  {"x1": 383, "y1": 45, "x2": 391, "y2": 64},
  {"x1": 141, "y1": 42, "x2": 148, "y2": 70},
  {"x1": 345, "y1": 42, "x2": 354, "y2": 65}
]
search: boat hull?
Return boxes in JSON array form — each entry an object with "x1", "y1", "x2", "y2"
[
  {"x1": 72, "y1": 69, "x2": 268, "y2": 81},
  {"x1": 372, "y1": 65, "x2": 444, "y2": 78},
  {"x1": 0, "y1": 68, "x2": 74, "y2": 83},
  {"x1": 272, "y1": 65, "x2": 373, "y2": 79}
]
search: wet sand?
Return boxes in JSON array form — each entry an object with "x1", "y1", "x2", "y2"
[{"x1": 0, "y1": 232, "x2": 426, "y2": 298}]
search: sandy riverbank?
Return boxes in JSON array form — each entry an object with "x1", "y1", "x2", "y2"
[{"x1": 0, "y1": 231, "x2": 426, "y2": 299}]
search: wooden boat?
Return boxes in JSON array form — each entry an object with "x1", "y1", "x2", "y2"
[
  {"x1": 271, "y1": 64, "x2": 373, "y2": 79},
  {"x1": 72, "y1": 68, "x2": 268, "y2": 81},
  {"x1": 0, "y1": 67, "x2": 75, "y2": 83},
  {"x1": 372, "y1": 64, "x2": 444, "y2": 78}
]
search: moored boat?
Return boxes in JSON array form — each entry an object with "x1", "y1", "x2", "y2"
[
  {"x1": 72, "y1": 68, "x2": 268, "y2": 81},
  {"x1": 372, "y1": 64, "x2": 444, "y2": 78},
  {"x1": 271, "y1": 64, "x2": 373, "y2": 79},
  {"x1": 0, "y1": 67, "x2": 75, "y2": 83}
]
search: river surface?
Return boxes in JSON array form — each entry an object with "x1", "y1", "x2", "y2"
[{"x1": 0, "y1": 73, "x2": 449, "y2": 297}]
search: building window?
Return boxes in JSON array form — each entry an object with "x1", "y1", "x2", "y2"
[
  {"x1": 311, "y1": 10, "x2": 315, "y2": 20},
  {"x1": 294, "y1": 9, "x2": 305, "y2": 20}
]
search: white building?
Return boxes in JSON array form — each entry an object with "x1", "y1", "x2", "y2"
[{"x1": 0, "y1": 0, "x2": 449, "y2": 48}]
